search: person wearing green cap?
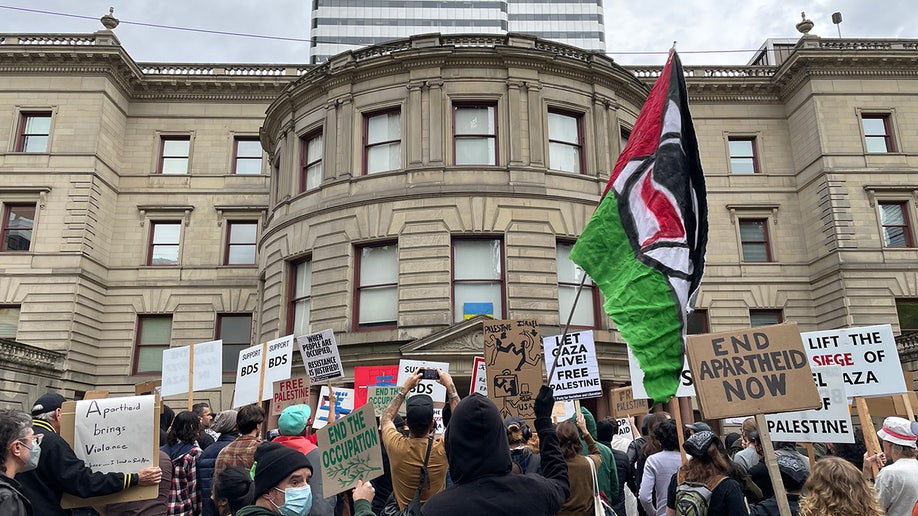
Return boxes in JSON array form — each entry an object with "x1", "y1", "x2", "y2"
[{"x1": 273, "y1": 404, "x2": 334, "y2": 516}]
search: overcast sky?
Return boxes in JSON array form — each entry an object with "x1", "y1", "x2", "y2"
[{"x1": 0, "y1": 1, "x2": 914, "y2": 66}]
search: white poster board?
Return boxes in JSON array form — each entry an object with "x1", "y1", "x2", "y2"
[
  {"x1": 314, "y1": 386, "x2": 355, "y2": 429},
  {"x1": 232, "y1": 335, "x2": 295, "y2": 408},
  {"x1": 160, "y1": 340, "x2": 224, "y2": 397},
  {"x1": 801, "y1": 324, "x2": 906, "y2": 397},
  {"x1": 764, "y1": 365, "x2": 854, "y2": 443},
  {"x1": 628, "y1": 348, "x2": 695, "y2": 399},
  {"x1": 543, "y1": 330, "x2": 602, "y2": 401},
  {"x1": 297, "y1": 329, "x2": 344, "y2": 382},
  {"x1": 72, "y1": 395, "x2": 156, "y2": 473},
  {"x1": 396, "y1": 359, "x2": 450, "y2": 402},
  {"x1": 616, "y1": 418, "x2": 635, "y2": 443},
  {"x1": 470, "y1": 357, "x2": 488, "y2": 396}
]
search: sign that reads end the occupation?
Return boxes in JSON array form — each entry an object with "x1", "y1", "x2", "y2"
[
  {"x1": 543, "y1": 330, "x2": 602, "y2": 401},
  {"x1": 316, "y1": 403, "x2": 384, "y2": 497},
  {"x1": 686, "y1": 322, "x2": 821, "y2": 420}
]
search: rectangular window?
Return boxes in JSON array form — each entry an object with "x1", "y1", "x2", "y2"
[
  {"x1": 1, "y1": 204, "x2": 36, "y2": 252},
  {"x1": 548, "y1": 110, "x2": 583, "y2": 173},
  {"x1": 453, "y1": 239, "x2": 503, "y2": 323},
  {"x1": 16, "y1": 112, "x2": 52, "y2": 152},
  {"x1": 365, "y1": 110, "x2": 401, "y2": 174},
  {"x1": 0, "y1": 305, "x2": 20, "y2": 338},
  {"x1": 728, "y1": 137, "x2": 759, "y2": 174},
  {"x1": 739, "y1": 218, "x2": 772, "y2": 262},
  {"x1": 217, "y1": 314, "x2": 253, "y2": 371},
  {"x1": 749, "y1": 309, "x2": 783, "y2": 327},
  {"x1": 355, "y1": 244, "x2": 398, "y2": 329},
  {"x1": 225, "y1": 221, "x2": 258, "y2": 265},
  {"x1": 148, "y1": 221, "x2": 181, "y2": 266},
  {"x1": 687, "y1": 309, "x2": 709, "y2": 335},
  {"x1": 556, "y1": 243, "x2": 596, "y2": 327},
  {"x1": 895, "y1": 299, "x2": 918, "y2": 333},
  {"x1": 233, "y1": 137, "x2": 263, "y2": 175},
  {"x1": 300, "y1": 132, "x2": 323, "y2": 192},
  {"x1": 159, "y1": 136, "x2": 191, "y2": 174},
  {"x1": 134, "y1": 315, "x2": 172, "y2": 374},
  {"x1": 862, "y1": 114, "x2": 895, "y2": 153},
  {"x1": 879, "y1": 201, "x2": 913, "y2": 248},
  {"x1": 454, "y1": 104, "x2": 497, "y2": 165},
  {"x1": 620, "y1": 127, "x2": 631, "y2": 152},
  {"x1": 289, "y1": 259, "x2": 312, "y2": 335}
]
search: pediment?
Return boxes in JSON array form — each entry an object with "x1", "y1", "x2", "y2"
[{"x1": 399, "y1": 315, "x2": 490, "y2": 356}]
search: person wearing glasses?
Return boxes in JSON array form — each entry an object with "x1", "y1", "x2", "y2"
[{"x1": 1, "y1": 408, "x2": 39, "y2": 515}]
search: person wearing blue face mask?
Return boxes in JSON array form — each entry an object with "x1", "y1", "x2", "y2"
[
  {"x1": 238, "y1": 442, "x2": 315, "y2": 516},
  {"x1": 1, "y1": 408, "x2": 38, "y2": 515}
]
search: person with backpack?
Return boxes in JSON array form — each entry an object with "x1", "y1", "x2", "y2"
[
  {"x1": 162, "y1": 410, "x2": 205, "y2": 516},
  {"x1": 665, "y1": 430, "x2": 747, "y2": 516},
  {"x1": 749, "y1": 454, "x2": 808, "y2": 515}
]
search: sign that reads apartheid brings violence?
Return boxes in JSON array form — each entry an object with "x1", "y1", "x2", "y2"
[
  {"x1": 801, "y1": 324, "x2": 906, "y2": 397},
  {"x1": 484, "y1": 319, "x2": 544, "y2": 423},
  {"x1": 71, "y1": 395, "x2": 157, "y2": 473},
  {"x1": 686, "y1": 322, "x2": 821, "y2": 420},
  {"x1": 610, "y1": 386, "x2": 650, "y2": 419},
  {"x1": 316, "y1": 403, "x2": 384, "y2": 497},
  {"x1": 543, "y1": 330, "x2": 602, "y2": 401},
  {"x1": 297, "y1": 329, "x2": 344, "y2": 383},
  {"x1": 764, "y1": 365, "x2": 854, "y2": 443}
]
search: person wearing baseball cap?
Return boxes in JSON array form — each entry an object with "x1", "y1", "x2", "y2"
[
  {"x1": 273, "y1": 404, "x2": 335, "y2": 516},
  {"x1": 17, "y1": 392, "x2": 163, "y2": 516},
  {"x1": 865, "y1": 416, "x2": 918, "y2": 516}
]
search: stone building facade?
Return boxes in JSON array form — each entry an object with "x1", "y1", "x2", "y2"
[{"x1": 1, "y1": 29, "x2": 916, "y2": 414}]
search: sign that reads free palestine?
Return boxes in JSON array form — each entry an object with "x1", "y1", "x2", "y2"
[
  {"x1": 297, "y1": 329, "x2": 344, "y2": 383},
  {"x1": 543, "y1": 330, "x2": 602, "y2": 401},
  {"x1": 271, "y1": 374, "x2": 311, "y2": 417},
  {"x1": 801, "y1": 324, "x2": 906, "y2": 397},
  {"x1": 316, "y1": 403, "x2": 384, "y2": 497},
  {"x1": 160, "y1": 340, "x2": 224, "y2": 397},
  {"x1": 232, "y1": 335, "x2": 295, "y2": 408},
  {"x1": 685, "y1": 322, "x2": 821, "y2": 420},
  {"x1": 628, "y1": 348, "x2": 695, "y2": 399},
  {"x1": 72, "y1": 395, "x2": 156, "y2": 473},
  {"x1": 764, "y1": 365, "x2": 854, "y2": 444},
  {"x1": 610, "y1": 387, "x2": 650, "y2": 419}
]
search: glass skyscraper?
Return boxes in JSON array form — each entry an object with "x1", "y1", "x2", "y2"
[{"x1": 309, "y1": 0, "x2": 605, "y2": 63}]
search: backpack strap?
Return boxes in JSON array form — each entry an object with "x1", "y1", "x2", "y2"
[
  {"x1": 706, "y1": 475, "x2": 728, "y2": 492},
  {"x1": 408, "y1": 436, "x2": 434, "y2": 506}
]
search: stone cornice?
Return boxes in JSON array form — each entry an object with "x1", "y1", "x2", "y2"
[{"x1": 0, "y1": 338, "x2": 67, "y2": 374}]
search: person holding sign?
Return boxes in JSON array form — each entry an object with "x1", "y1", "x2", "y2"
[
  {"x1": 865, "y1": 416, "x2": 918, "y2": 516},
  {"x1": 17, "y1": 392, "x2": 163, "y2": 516},
  {"x1": 0, "y1": 409, "x2": 36, "y2": 515}
]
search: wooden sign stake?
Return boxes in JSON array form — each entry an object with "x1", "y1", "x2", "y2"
[
  {"x1": 256, "y1": 341, "x2": 269, "y2": 404},
  {"x1": 670, "y1": 397, "x2": 688, "y2": 464},
  {"x1": 754, "y1": 414, "x2": 793, "y2": 516},
  {"x1": 855, "y1": 396, "x2": 881, "y2": 479},
  {"x1": 187, "y1": 343, "x2": 195, "y2": 411},
  {"x1": 801, "y1": 442, "x2": 816, "y2": 471}
]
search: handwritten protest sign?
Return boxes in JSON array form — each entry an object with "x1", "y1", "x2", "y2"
[
  {"x1": 628, "y1": 348, "x2": 695, "y2": 399},
  {"x1": 551, "y1": 401, "x2": 576, "y2": 423},
  {"x1": 686, "y1": 323, "x2": 821, "y2": 420},
  {"x1": 316, "y1": 404, "x2": 384, "y2": 497},
  {"x1": 397, "y1": 359, "x2": 450, "y2": 402},
  {"x1": 484, "y1": 319, "x2": 543, "y2": 423},
  {"x1": 160, "y1": 340, "x2": 223, "y2": 397},
  {"x1": 471, "y1": 357, "x2": 488, "y2": 395},
  {"x1": 268, "y1": 373, "x2": 311, "y2": 429},
  {"x1": 367, "y1": 385, "x2": 403, "y2": 416},
  {"x1": 354, "y1": 365, "x2": 399, "y2": 408},
  {"x1": 801, "y1": 324, "x2": 906, "y2": 397},
  {"x1": 232, "y1": 335, "x2": 295, "y2": 408},
  {"x1": 543, "y1": 330, "x2": 602, "y2": 401},
  {"x1": 616, "y1": 418, "x2": 635, "y2": 443},
  {"x1": 611, "y1": 387, "x2": 650, "y2": 418},
  {"x1": 764, "y1": 365, "x2": 854, "y2": 443},
  {"x1": 297, "y1": 329, "x2": 344, "y2": 382},
  {"x1": 314, "y1": 386, "x2": 354, "y2": 429}
]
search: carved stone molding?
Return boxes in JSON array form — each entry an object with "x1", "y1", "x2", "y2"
[{"x1": 0, "y1": 338, "x2": 66, "y2": 375}]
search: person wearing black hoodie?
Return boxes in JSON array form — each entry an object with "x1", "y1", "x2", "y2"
[{"x1": 420, "y1": 386, "x2": 569, "y2": 516}]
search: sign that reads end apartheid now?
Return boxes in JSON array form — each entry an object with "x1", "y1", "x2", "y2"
[
  {"x1": 801, "y1": 324, "x2": 906, "y2": 397},
  {"x1": 297, "y1": 329, "x2": 344, "y2": 383},
  {"x1": 764, "y1": 365, "x2": 854, "y2": 444},
  {"x1": 543, "y1": 330, "x2": 602, "y2": 401},
  {"x1": 316, "y1": 403, "x2": 384, "y2": 497},
  {"x1": 686, "y1": 322, "x2": 821, "y2": 420}
]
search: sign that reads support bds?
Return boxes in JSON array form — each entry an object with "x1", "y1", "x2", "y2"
[
  {"x1": 686, "y1": 322, "x2": 821, "y2": 420},
  {"x1": 232, "y1": 335, "x2": 295, "y2": 408},
  {"x1": 801, "y1": 324, "x2": 906, "y2": 397},
  {"x1": 297, "y1": 329, "x2": 344, "y2": 382},
  {"x1": 543, "y1": 330, "x2": 602, "y2": 401},
  {"x1": 764, "y1": 365, "x2": 854, "y2": 443},
  {"x1": 396, "y1": 359, "x2": 450, "y2": 402}
]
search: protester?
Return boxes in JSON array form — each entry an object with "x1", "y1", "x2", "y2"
[
  {"x1": 799, "y1": 456, "x2": 883, "y2": 516},
  {"x1": 0, "y1": 408, "x2": 36, "y2": 515},
  {"x1": 665, "y1": 430, "x2": 748, "y2": 516},
  {"x1": 371, "y1": 413, "x2": 401, "y2": 515},
  {"x1": 103, "y1": 450, "x2": 173, "y2": 516},
  {"x1": 214, "y1": 404, "x2": 265, "y2": 478},
  {"x1": 380, "y1": 368, "x2": 459, "y2": 510},
  {"x1": 273, "y1": 404, "x2": 333, "y2": 516},
  {"x1": 420, "y1": 387, "x2": 570, "y2": 515},
  {"x1": 505, "y1": 416, "x2": 540, "y2": 474},
  {"x1": 236, "y1": 442, "x2": 314, "y2": 515},
  {"x1": 162, "y1": 410, "x2": 204, "y2": 515},
  {"x1": 639, "y1": 419, "x2": 681, "y2": 516},
  {"x1": 17, "y1": 392, "x2": 162, "y2": 516},
  {"x1": 351, "y1": 480, "x2": 376, "y2": 516},
  {"x1": 725, "y1": 432, "x2": 742, "y2": 460},
  {"x1": 193, "y1": 403, "x2": 217, "y2": 450},
  {"x1": 577, "y1": 408, "x2": 618, "y2": 506},
  {"x1": 557, "y1": 414, "x2": 602, "y2": 515},
  {"x1": 684, "y1": 421, "x2": 712, "y2": 437},
  {"x1": 200, "y1": 410, "x2": 239, "y2": 516},
  {"x1": 597, "y1": 417, "x2": 634, "y2": 516},
  {"x1": 162, "y1": 405, "x2": 177, "y2": 446},
  {"x1": 211, "y1": 467, "x2": 255, "y2": 516},
  {"x1": 828, "y1": 428, "x2": 866, "y2": 470},
  {"x1": 865, "y1": 416, "x2": 918, "y2": 516},
  {"x1": 733, "y1": 418, "x2": 759, "y2": 472},
  {"x1": 748, "y1": 438, "x2": 809, "y2": 501},
  {"x1": 749, "y1": 453, "x2": 809, "y2": 516},
  {"x1": 629, "y1": 411, "x2": 669, "y2": 516}
]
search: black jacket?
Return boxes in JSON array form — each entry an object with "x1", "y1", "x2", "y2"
[
  {"x1": 421, "y1": 394, "x2": 569, "y2": 516},
  {"x1": 600, "y1": 440, "x2": 633, "y2": 515},
  {"x1": 0, "y1": 472, "x2": 32, "y2": 516},
  {"x1": 17, "y1": 419, "x2": 136, "y2": 516}
]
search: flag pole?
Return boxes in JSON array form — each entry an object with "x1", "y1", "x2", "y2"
[{"x1": 547, "y1": 272, "x2": 590, "y2": 385}]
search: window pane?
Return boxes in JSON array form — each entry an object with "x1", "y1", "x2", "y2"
[
  {"x1": 896, "y1": 299, "x2": 918, "y2": 332},
  {"x1": 151, "y1": 245, "x2": 179, "y2": 265},
  {"x1": 294, "y1": 299, "x2": 310, "y2": 336},
  {"x1": 454, "y1": 282, "x2": 502, "y2": 323},
  {"x1": 367, "y1": 112, "x2": 400, "y2": 144},
  {"x1": 359, "y1": 245, "x2": 397, "y2": 285},
  {"x1": 455, "y1": 106, "x2": 494, "y2": 135},
  {"x1": 161, "y1": 158, "x2": 189, "y2": 174},
  {"x1": 549, "y1": 142, "x2": 581, "y2": 173},
  {"x1": 367, "y1": 142, "x2": 401, "y2": 173},
  {"x1": 741, "y1": 243, "x2": 768, "y2": 262},
  {"x1": 153, "y1": 224, "x2": 181, "y2": 244},
  {"x1": 24, "y1": 115, "x2": 51, "y2": 134},
  {"x1": 235, "y1": 158, "x2": 262, "y2": 175},
  {"x1": 455, "y1": 138, "x2": 495, "y2": 165},
  {"x1": 230, "y1": 223, "x2": 257, "y2": 244},
  {"x1": 305, "y1": 163, "x2": 323, "y2": 190},
  {"x1": 750, "y1": 311, "x2": 781, "y2": 327},
  {"x1": 455, "y1": 240, "x2": 501, "y2": 279},
  {"x1": 307, "y1": 135, "x2": 323, "y2": 160},
  {"x1": 880, "y1": 204, "x2": 905, "y2": 225},
  {"x1": 163, "y1": 139, "x2": 190, "y2": 156},
  {"x1": 730, "y1": 158, "x2": 756, "y2": 174},
  {"x1": 861, "y1": 117, "x2": 886, "y2": 135},
  {"x1": 140, "y1": 317, "x2": 172, "y2": 344},
  {"x1": 137, "y1": 346, "x2": 169, "y2": 373},
  {"x1": 223, "y1": 344, "x2": 248, "y2": 371},
  {"x1": 865, "y1": 137, "x2": 889, "y2": 153},
  {"x1": 236, "y1": 140, "x2": 262, "y2": 158},
  {"x1": 0, "y1": 306, "x2": 20, "y2": 338},
  {"x1": 559, "y1": 285, "x2": 595, "y2": 327},
  {"x1": 358, "y1": 285, "x2": 398, "y2": 324},
  {"x1": 295, "y1": 261, "x2": 312, "y2": 298},
  {"x1": 228, "y1": 246, "x2": 256, "y2": 265},
  {"x1": 548, "y1": 112, "x2": 578, "y2": 143},
  {"x1": 728, "y1": 139, "x2": 753, "y2": 157},
  {"x1": 556, "y1": 244, "x2": 592, "y2": 285},
  {"x1": 739, "y1": 220, "x2": 765, "y2": 241},
  {"x1": 21, "y1": 136, "x2": 48, "y2": 153},
  {"x1": 687, "y1": 310, "x2": 708, "y2": 335},
  {"x1": 219, "y1": 315, "x2": 252, "y2": 343}
]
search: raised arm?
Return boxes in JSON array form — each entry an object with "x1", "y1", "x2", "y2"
[
  {"x1": 380, "y1": 369, "x2": 422, "y2": 431},
  {"x1": 437, "y1": 369, "x2": 460, "y2": 412}
]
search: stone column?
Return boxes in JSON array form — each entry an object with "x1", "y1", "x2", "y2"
[
  {"x1": 407, "y1": 82, "x2": 424, "y2": 166},
  {"x1": 324, "y1": 100, "x2": 339, "y2": 179},
  {"x1": 336, "y1": 96, "x2": 353, "y2": 177},
  {"x1": 592, "y1": 95, "x2": 611, "y2": 177},
  {"x1": 507, "y1": 80, "x2": 524, "y2": 165},
  {"x1": 428, "y1": 81, "x2": 444, "y2": 163},
  {"x1": 527, "y1": 81, "x2": 544, "y2": 166}
]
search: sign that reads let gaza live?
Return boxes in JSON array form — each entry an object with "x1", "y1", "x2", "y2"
[
  {"x1": 686, "y1": 322, "x2": 821, "y2": 420},
  {"x1": 801, "y1": 324, "x2": 906, "y2": 397},
  {"x1": 543, "y1": 330, "x2": 602, "y2": 401}
]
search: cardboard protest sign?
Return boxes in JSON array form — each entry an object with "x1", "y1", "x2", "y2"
[
  {"x1": 160, "y1": 340, "x2": 224, "y2": 397},
  {"x1": 60, "y1": 395, "x2": 159, "y2": 508},
  {"x1": 628, "y1": 348, "x2": 695, "y2": 398},
  {"x1": 232, "y1": 335, "x2": 295, "y2": 408},
  {"x1": 268, "y1": 373, "x2": 311, "y2": 429},
  {"x1": 316, "y1": 404, "x2": 384, "y2": 497},
  {"x1": 763, "y1": 365, "x2": 854, "y2": 443},
  {"x1": 610, "y1": 387, "x2": 650, "y2": 418},
  {"x1": 686, "y1": 323, "x2": 821, "y2": 420},
  {"x1": 801, "y1": 324, "x2": 906, "y2": 397},
  {"x1": 484, "y1": 319, "x2": 543, "y2": 423},
  {"x1": 866, "y1": 369, "x2": 918, "y2": 417},
  {"x1": 396, "y1": 359, "x2": 450, "y2": 402},
  {"x1": 367, "y1": 385, "x2": 404, "y2": 416},
  {"x1": 314, "y1": 386, "x2": 355, "y2": 429},
  {"x1": 297, "y1": 329, "x2": 344, "y2": 382},
  {"x1": 471, "y1": 357, "x2": 488, "y2": 396},
  {"x1": 354, "y1": 365, "x2": 399, "y2": 408},
  {"x1": 551, "y1": 401, "x2": 576, "y2": 423},
  {"x1": 543, "y1": 330, "x2": 602, "y2": 401}
]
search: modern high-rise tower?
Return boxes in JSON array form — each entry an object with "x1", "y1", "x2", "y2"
[{"x1": 308, "y1": 0, "x2": 606, "y2": 63}]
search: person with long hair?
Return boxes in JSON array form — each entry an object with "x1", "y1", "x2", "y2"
[
  {"x1": 162, "y1": 410, "x2": 204, "y2": 515},
  {"x1": 640, "y1": 419, "x2": 682, "y2": 516},
  {"x1": 211, "y1": 467, "x2": 254, "y2": 516},
  {"x1": 799, "y1": 456, "x2": 884, "y2": 516},
  {"x1": 665, "y1": 430, "x2": 747, "y2": 516},
  {"x1": 557, "y1": 414, "x2": 602, "y2": 516}
]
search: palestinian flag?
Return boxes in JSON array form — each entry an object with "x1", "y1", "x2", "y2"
[{"x1": 569, "y1": 51, "x2": 707, "y2": 405}]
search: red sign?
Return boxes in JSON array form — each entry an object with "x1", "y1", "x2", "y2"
[{"x1": 353, "y1": 365, "x2": 399, "y2": 408}]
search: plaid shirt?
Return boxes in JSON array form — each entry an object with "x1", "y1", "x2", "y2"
[
  {"x1": 213, "y1": 435, "x2": 260, "y2": 479},
  {"x1": 167, "y1": 446, "x2": 203, "y2": 516}
]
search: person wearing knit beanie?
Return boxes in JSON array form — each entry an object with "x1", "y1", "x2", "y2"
[{"x1": 237, "y1": 442, "x2": 312, "y2": 515}]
